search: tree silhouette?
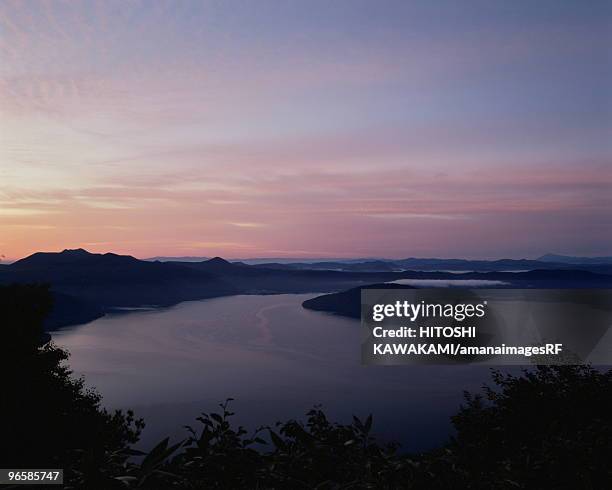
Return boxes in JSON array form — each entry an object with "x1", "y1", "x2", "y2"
[{"x1": 0, "y1": 284, "x2": 143, "y2": 489}]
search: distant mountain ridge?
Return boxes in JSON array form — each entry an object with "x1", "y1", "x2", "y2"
[
  {"x1": 146, "y1": 256, "x2": 382, "y2": 265},
  {"x1": 143, "y1": 254, "x2": 612, "y2": 269},
  {"x1": 12, "y1": 248, "x2": 139, "y2": 268},
  {"x1": 537, "y1": 254, "x2": 612, "y2": 265},
  {"x1": 253, "y1": 257, "x2": 612, "y2": 274},
  {"x1": 1, "y1": 249, "x2": 237, "y2": 328},
  {"x1": 146, "y1": 255, "x2": 210, "y2": 262},
  {"x1": 3, "y1": 249, "x2": 612, "y2": 330}
]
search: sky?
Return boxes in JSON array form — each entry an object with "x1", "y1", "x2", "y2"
[{"x1": 1, "y1": 0, "x2": 610, "y2": 261}]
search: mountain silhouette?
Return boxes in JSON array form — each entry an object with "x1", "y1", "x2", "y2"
[
  {"x1": 14, "y1": 247, "x2": 89, "y2": 263},
  {"x1": 538, "y1": 253, "x2": 612, "y2": 265},
  {"x1": 2, "y1": 249, "x2": 612, "y2": 329},
  {"x1": 303, "y1": 283, "x2": 416, "y2": 318},
  {"x1": 198, "y1": 257, "x2": 241, "y2": 273},
  {"x1": 2, "y1": 249, "x2": 237, "y2": 327},
  {"x1": 256, "y1": 257, "x2": 612, "y2": 274},
  {"x1": 301, "y1": 270, "x2": 612, "y2": 319}
]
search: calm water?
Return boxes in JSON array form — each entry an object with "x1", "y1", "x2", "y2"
[{"x1": 51, "y1": 294, "x2": 496, "y2": 452}]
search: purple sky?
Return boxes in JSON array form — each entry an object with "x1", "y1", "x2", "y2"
[{"x1": 1, "y1": 0, "x2": 610, "y2": 260}]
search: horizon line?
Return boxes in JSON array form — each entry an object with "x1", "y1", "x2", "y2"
[{"x1": 1, "y1": 247, "x2": 609, "y2": 265}]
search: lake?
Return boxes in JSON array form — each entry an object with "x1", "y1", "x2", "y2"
[{"x1": 51, "y1": 293, "x2": 499, "y2": 452}]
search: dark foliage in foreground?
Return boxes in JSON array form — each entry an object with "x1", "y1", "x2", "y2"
[
  {"x1": 0, "y1": 284, "x2": 143, "y2": 482},
  {"x1": 2, "y1": 284, "x2": 611, "y2": 489},
  {"x1": 450, "y1": 366, "x2": 612, "y2": 489}
]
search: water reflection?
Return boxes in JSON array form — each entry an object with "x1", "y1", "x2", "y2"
[{"x1": 51, "y1": 294, "x2": 498, "y2": 452}]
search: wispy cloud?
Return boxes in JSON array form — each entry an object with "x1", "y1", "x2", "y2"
[
  {"x1": 229, "y1": 222, "x2": 266, "y2": 228},
  {"x1": 366, "y1": 213, "x2": 469, "y2": 221},
  {"x1": 1, "y1": 0, "x2": 610, "y2": 260}
]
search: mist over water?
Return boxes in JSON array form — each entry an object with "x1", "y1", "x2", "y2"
[
  {"x1": 51, "y1": 294, "x2": 499, "y2": 452},
  {"x1": 391, "y1": 279, "x2": 509, "y2": 287}
]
